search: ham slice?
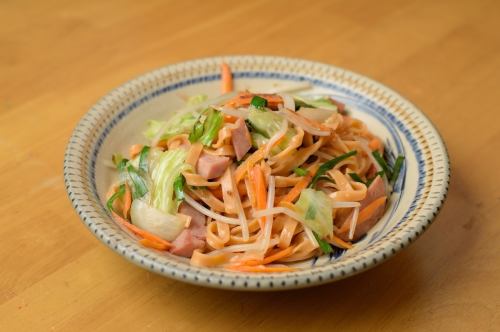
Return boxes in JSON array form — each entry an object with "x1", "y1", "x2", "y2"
[
  {"x1": 231, "y1": 118, "x2": 252, "y2": 161},
  {"x1": 335, "y1": 175, "x2": 387, "y2": 241},
  {"x1": 196, "y1": 152, "x2": 230, "y2": 179},
  {"x1": 170, "y1": 203, "x2": 207, "y2": 257}
]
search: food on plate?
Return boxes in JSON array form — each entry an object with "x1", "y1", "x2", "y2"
[{"x1": 106, "y1": 64, "x2": 404, "y2": 272}]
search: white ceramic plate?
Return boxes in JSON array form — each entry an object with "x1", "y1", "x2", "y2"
[{"x1": 64, "y1": 55, "x2": 450, "y2": 290}]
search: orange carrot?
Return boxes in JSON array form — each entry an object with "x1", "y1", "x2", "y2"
[
  {"x1": 328, "y1": 234, "x2": 353, "y2": 249},
  {"x1": 221, "y1": 63, "x2": 233, "y2": 94},
  {"x1": 225, "y1": 93, "x2": 283, "y2": 109},
  {"x1": 358, "y1": 196, "x2": 387, "y2": 223},
  {"x1": 112, "y1": 211, "x2": 172, "y2": 248},
  {"x1": 251, "y1": 165, "x2": 267, "y2": 227},
  {"x1": 234, "y1": 145, "x2": 266, "y2": 183},
  {"x1": 279, "y1": 164, "x2": 319, "y2": 204},
  {"x1": 243, "y1": 246, "x2": 294, "y2": 266},
  {"x1": 223, "y1": 114, "x2": 238, "y2": 123},
  {"x1": 129, "y1": 144, "x2": 143, "y2": 158},
  {"x1": 122, "y1": 183, "x2": 132, "y2": 219},
  {"x1": 139, "y1": 238, "x2": 170, "y2": 251},
  {"x1": 368, "y1": 138, "x2": 382, "y2": 151},
  {"x1": 226, "y1": 264, "x2": 295, "y2": 273}
]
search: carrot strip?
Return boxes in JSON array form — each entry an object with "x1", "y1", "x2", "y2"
[
  {"x1": 223, "y1": 114, "x2": 238, "y2": 123},
  {"x1": 251, "y1": 165, "x2": 267, "y2": 228},
  {"x1": 129, "y1": 144, "x2": 143, "y2": 158},
  {"x1": 221, "y1": 63, "x2": 233, "y2": 94},
  {"x1": 139, "y1": 238, "x2": 169, "y2": 251},
  {"x1": 358, "y1": 196, "x2": 387, "y2": 223},
  {"x1": 328, "y1": 233, "x2": 353, "y2": 249},
  {"x1": 226, "y1": 264, "x2": 295, "y2": 273},
  {"x1": 122, "y1": 183, "x2": 132, "y2": 219},
  {"x1": 112, "y1": 211, "x2": 172, "y2": 248},
  {"x1": 243, "y1": 246, "x2": 294, "y2": 266},
  {"x1": 279, "y1": 164, "x2": 319, "y2": 204},
  {"x1": 368, "y1": 138, "x2": 382, "y2": 151},
  {"x1": 234, "y1": 145, "x2": 266, "y2": 183}
]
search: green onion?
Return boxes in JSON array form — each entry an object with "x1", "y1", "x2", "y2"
[
  {"x1": 390, "y1": 156, "x2": 405, "y2": 183},
  {"x1": 309, "y1": 150, "x2": 357, "y2": 188},
  {"x1": 188, "y1": 120, "x2": 204, "y2": 143},
  {"x1": 117, "y1": 158, "x2": 128, "y2": 172},
  {"x1": 174, "y1": 174, "x2": 186, "y2": 201},
  {"x1": 372, "y1": 150, "x2": 392, "y2": 179},
  {"x1": 138, "y1": 146, "x2": 150, "y2": 173},
  {"x1": 305, "y1": 205, "x2": 316, "y2": 220},
  {"x1": 293, "y1": 167, "x2": 309, "y2": 177},
  {"x1": 250, "y1": 95, "x2": 267, "y2": 108},
  {"x1": 349, "y1": 172, "x2": 365, "y2": 184},
  {"x1": 106, "y1": 183, "x2": 126, "y2": 212},
  {"x1": 199, "y1": 109, "x2": 223, "y2": 146},
  {"x1": 127, "y1": 165, "x2": 149, "y2": 199},
  {"x1": 313, "y1": 231, "x2": 333, "y2": 254},
  {"x1": 317, "y1": 176, "x2": 336, "y2": 185}
]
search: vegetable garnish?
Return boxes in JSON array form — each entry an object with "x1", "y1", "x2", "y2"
[
  {"x1": 372, "y1": 150, "x2": 392, "y2": 178},
  {"x1": 127, "y1": 165, "x2": 149, "y2": 199},
  {"x1": 106, "y1": 183, "x2": 126, "y2": 212},
  {"x1": 348, "y1": 172, "x2": 365, "y2": 184},
  {"x1": 199, "y1": 109, "x2": 223, "y2": 146},
  {"x1": 309, "y1": 150, "x2": 357, "y2": 188},
  {"x1": 174, "y1": 174, "x2": 186, "y2": 201},
  {"x1": 188, "y1": 119, "x2": 204, "y2": 143},
  {"x1": 221, "y1": 63, "x2": 233, "y2": 94},
  {"x1": 313, "y1": 231, "x2": 333, "y2": 254},
  {"x1": 112, "y1": 153, "x2": 124, "y2": 167},
  {"x1": 390, "y1": 156, "x2": 405, "y2": 183},
  {"x1": 250, "y1": 95, "x2": 268, "y2": 108},
  {"x1": 293, "y1": 167, "x2": 309, "y2": 177},
  {"x1": 117, "y1": 158, "x2": 129, "y2": 172},
  {"x1": 138, "y1": 145, "x2": 150, "y2": 173}
]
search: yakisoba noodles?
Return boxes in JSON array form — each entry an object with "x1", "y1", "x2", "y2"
[{"x1": 106, "y1": 64, "x2": 404, "y2": 272}]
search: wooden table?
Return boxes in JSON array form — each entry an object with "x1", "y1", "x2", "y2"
[{"x1": 1, "y1": 0, "x2": 499, "y2": 330}]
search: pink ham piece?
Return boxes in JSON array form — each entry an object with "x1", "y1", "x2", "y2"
[
  {"x1": 170, "y1": 203, "x2": 207, "y2": 257},
  {"x1": 196, "y1": 152, "x2": 230, "y2": 179},
  {"x1": 231, "y1": 118, "x2": 252, "y2": 161},
  {"x1": 335, "y1": 175, "x2": 387, "y2": 241}
]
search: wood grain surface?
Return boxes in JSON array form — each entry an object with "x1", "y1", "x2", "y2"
[{"x1": 1, "y1": 0, "x2": 499, "y2": 331}]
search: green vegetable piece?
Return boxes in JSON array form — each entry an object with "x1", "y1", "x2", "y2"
[
  {"x1": 372, "y1": 150, "x2": 392, "y2": 179},
  {"x1": 174, "y1": 174, "x2": 186, "y2": 201},
  {"x1": 390, "y1": 155, "x2": 405, "y2": 183},
  {"x1": 188, "y1": 120, "x2": 204, "y2": 143},
  {"x1": 293, "y1": 167, "x2": 309, "y2": 177},
  {"x1": 294, "y1": 188, "x2": 333, "y2": 238},
  {"x1": 250, "y1": 95, "x2": 268, "y2": 108},
  {"x1": 186, "y1": 94, "x2": 208, "y2": 106},
  {"x1": 127, "y1": 165, "x2": 149, "y2": 199},
  {"x1": 348, "y1": 172, "x2": 365, "y2": 184},
  {"x1": 106, "y1": 183, "x2": 126, "y2": 212},
  {"x1": 112, "y1": 153, "x2": 124, "y2": 167},
  {"x1": 293, "y1": 96, "x2": 338, "y2": 111},
  {"x1": 309, "y1": 150, "x2": 357, "y2": 188},
  {"x1": 117, "y1": 158, "x2": 129, "y2": 172},
  {"x1": 313, "y1": 231, "x2": 333, "y2": 254},
  {"x1": 199, "y1": 109, "x2": 223, "y2": 146},
  {"x1": 143, "y1": 112, "x2": 198, "y2": 142},
  {"x1": 138, "y1": 146, "x2": 150, "y2": 173}
]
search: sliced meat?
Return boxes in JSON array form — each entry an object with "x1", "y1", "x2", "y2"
[
  {"x1": 231, "y1": 118, "x2": 252, "y2": 161},
  {"x1": 336, "y1": 196, "x2": 387, "y2": 242},
  {"x1": 360, "y1": 175, "x2": 386, "y2": 209},
  {"x1": 334, "y1": 175, "x2": 387, "y2": 240},
  {"x1": 178, "y1": 202, "x2": 206, "y2": 240},
  {"x1": 169, "y1": 229, "x2": 205, "y2": 257},
  {"x1": 196, "y1": 152, "x2": 230, "y2": 179}
]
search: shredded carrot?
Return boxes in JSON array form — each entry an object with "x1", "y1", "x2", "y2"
[
  {"x1": 358, "y1": 196, "x2": 387, "y2": 223},
  {"x1": 251, "y1": 165, "x2": 267, "y2": 228},
  {"x1": 129, "y1": 144, "x2": 143, "y2": 158},
  {"x1": 139, "y1": 238, "x2": 169, "y2": 251},
  {"x1": 225, "y1": 92, "x2": 283, "y2": 109},
  {"x1": 328, "y1": 233, "x2": 353, "y2": 249},
  {"x1": 244, "y1": 246, "x2": 295, "y2": 266},
  {"x1": 368, "y1": 138, "x2": 382, "y2": 151},
  {"x1": 223, "y1": 114, "x2": 238, "y2": 123},
  {"x1": 234, "y1": 145, "x2": 266, "y2": 183},
  {"x1": 279, "y1": 164, "x2": 319, "y2": 204},
  {"x1": 226, "y1": 264, "x2": 295, "y2": 273},
  {"x1": 122, "y1": 183, "x2": 132, "y2": 219},
  {"x1": 221, "y1": 63, "x2": 233, "y2": 94},
  {"x1": 112, "y1": 211, "x2": 172, "y2": 248}
]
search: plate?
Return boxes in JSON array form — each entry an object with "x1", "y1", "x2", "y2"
[{"x1": 64, "y1": 55, "x2": 450, "y2": 290}]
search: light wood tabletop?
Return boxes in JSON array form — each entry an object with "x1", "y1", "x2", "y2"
[{"x1": 1, "y1": 0, "x2": 499, "y2": 331}]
